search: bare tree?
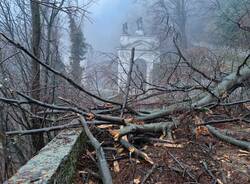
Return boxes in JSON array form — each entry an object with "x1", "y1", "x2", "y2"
[{"x1": 30, "y1": 0, "x2": 44, "y2": 151}]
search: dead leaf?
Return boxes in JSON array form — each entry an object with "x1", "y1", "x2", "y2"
[
  {"x1": 195, "y1": 126, "x2": 210, "y2": 138},
  {"x1": 86, "y1": 113, "x2": 95, "y2": 121},
  {"x1": 108, "y1": 130, "x2": 120, "y2": 140},
  {"x1": 133, "y1": 176, "x2": 141, "y2": 184},
  {"x1": 223, "y1": 154, "x2": 230, "y2": 161},
  {"x1": 194, "y1": 116, "x2": 210, "y2": 139},
  {"x1": 113, "y1": 161, "x2": 120, "y2": 173}
]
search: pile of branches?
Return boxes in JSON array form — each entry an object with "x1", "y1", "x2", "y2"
[{"x1": 1, "y1": 33, "x2": 250, "y2": 183}]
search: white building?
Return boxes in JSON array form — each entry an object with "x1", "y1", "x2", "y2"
[{"x1": 117, "y1": 19, "x2": 160, "y2": 94}]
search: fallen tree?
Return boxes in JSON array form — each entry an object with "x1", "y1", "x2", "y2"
[
  {"x1": 206, "y1": 125, "x2": 250, "y2": 151},
  {"x1": 79, "y1": 116, "x2": 113, "y2": 184},
  {"x1": 138, "y1": 64, "x2": 250, "y2": 121},
  {"x1": 1, "y1": 32, "x2": 250, "y2": 183}
]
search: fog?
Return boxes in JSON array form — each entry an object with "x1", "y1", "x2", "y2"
[
  {"x1": 84, "y1": 0, "x2": 133, "y2": 52},
  {"x1": 1, "y1": 1, "x2": 250, "y2": 183}
]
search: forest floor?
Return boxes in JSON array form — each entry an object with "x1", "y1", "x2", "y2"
[{"x1": 74, "y1": 108, "x2": 250, "y2": 184}]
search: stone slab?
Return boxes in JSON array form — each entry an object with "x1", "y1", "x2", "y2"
[{"x1": 6, "y1": 127, "x2": 86, "y2": 184}]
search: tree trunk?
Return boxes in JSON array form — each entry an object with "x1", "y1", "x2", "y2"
[
  {"x1": 176, "y1": 0, "x2": 187, "y2": 49},
  {"x1": 139, "y1": 66, "x2": 250, "y2": 121},
  {"x1": 30, "y1": 0, "x2": 44, "y2": 152}
]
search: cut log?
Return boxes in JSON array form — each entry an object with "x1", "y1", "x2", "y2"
[{"x1": 117, "y1": 121, "x2": 179, "y2": 139}]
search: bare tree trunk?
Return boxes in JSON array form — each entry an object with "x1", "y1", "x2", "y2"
[
  {"x1": 176, "y1": 0, "x2": 187, "y2": 49},
  {"x1": 120, "y1": 48, "x2": 135, "y2": 117},
  {"x1": 44, "y1": 23, "x2": 52, "y2": 98},
  {"x1": 30, "y1": 0, "x2": 44, "y2": 152}
]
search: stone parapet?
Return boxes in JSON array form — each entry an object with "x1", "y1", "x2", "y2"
[{"x1": 7, "y1": 127, "x2": 86, "y2": 184}]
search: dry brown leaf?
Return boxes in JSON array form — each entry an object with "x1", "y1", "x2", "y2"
[
  {"x1": 108, "y1": 130, "x2": 120, "y2": 140},
  {"x1": 113, "y1": 161, "x2": 120, "y2": 173},
  {"x1": 223, "y1": 154, "x2": 230, "y2": 161},
  {"x1": 86, "y1": 113, "x2": 95, "y2": 121},
  {"x1": 133, "y1": 176, "x2": 141, "y2": 184},
  {"x1": 195, "y1": 126, "x2": 210, "y2": 138}
]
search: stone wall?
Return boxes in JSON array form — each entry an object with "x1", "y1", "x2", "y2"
[{"x1": 6, "y1": 126, "x2": 86, "y2": 184}]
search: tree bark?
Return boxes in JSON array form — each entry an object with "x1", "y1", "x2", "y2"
[
  {"x1": 207, "y1": 125, "x2": 250, "y2": 151},
  {"x1": 30, "y1": 0, "x2": 44, "y2": 152},
  {"x1": 176, "y1": 0, "x2": 187, "y2": 48},
  {"x1": 139, "y1": 66, "x2": 250, "y2": 121}
]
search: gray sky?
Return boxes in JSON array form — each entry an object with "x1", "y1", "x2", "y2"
[{"x1": 84, "y1": 0, "x2": 132, "y2": 52}]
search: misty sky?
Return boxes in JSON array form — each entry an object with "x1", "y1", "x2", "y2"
[{"x1": 84, "y1": 0, "x2": 132, "y2": 52}]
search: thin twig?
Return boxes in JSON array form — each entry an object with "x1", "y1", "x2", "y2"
[
  {"x1": 141, "y1": 164, "x2": 158, "y2": 184},
  {"x1": 79, "y1": 115, "x2": 113, "y2": 184},
  {"x1": 120, "y1": 48, "x2": 135, "y2": 117}
]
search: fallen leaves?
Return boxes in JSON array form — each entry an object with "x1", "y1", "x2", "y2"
[
  {"x1": 195, "y1": 126, "x2": 210, "y2": 138},
  {"x1": 108, "y1": 129, "x2": 120, "y2": 141},
  {"x1": 193, "y1": 116, "x2": 210, "y2": 138}
]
